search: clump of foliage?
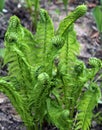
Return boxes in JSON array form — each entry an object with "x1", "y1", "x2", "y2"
[{"x1": 0, "y1": 5, "x2": 102, "y2": 130}]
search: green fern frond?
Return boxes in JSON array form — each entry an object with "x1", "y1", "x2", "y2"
[
  {"x1": 50, "y1": 6, "x2": 87, "y2": 117},
  {"x1": 0, "y1": 79, "x2": 34, "y2": 127},
  {"x1": 47, "y1": 98, "x2": 70, "y2": 130},
  {"x1": 53, "y1": 26, "x2": 80, "y2": 115},
  {"x1": 58, "y1": 26, "x2": 79, "y2": 75},
  {"x1": 77, "y1": 58, "x2": 102, "y2": 83},
  {"x1": 69, "y1": 58, "x2": 102, "y2": 112},
  {"x1": 5, "y1": 15, "x2": 36, "y2": 67},
  {"x1": 29, "y1": 72, "x2": 51, "y2": 123},
  {"x1": 4, "y1": 45, "x2": 34, "y2": 95},
  {"x1": 34, "y1": 9, "x2": 54, "y2": 74},
  {"x1": 74, "y1": 83, "x2": 101, "y2": 130},
  {"x1": 56, "y1": 5, "x2": 87, "y2": 36},
  {"x1": 56, "y1": 5, "x2": 87, "y2": 75},
  {"x1": 88, "y1": 57, "x2": 102, "y2": 77},
  {"x1": 51, "y1": 35, "x2": 65, "y2": 52}
]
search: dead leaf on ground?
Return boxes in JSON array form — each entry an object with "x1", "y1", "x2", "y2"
[
  {"x1": 91, "y1": 31, "x2": 99, "y2": 39},
  {"x1": 91, "y1": 31, "x2": 100, "y2": 44},
  {"x1": 87, "y1": 3, "x2": 96, "y2": 8}
]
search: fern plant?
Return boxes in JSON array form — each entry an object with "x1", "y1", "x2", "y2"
[{"x1": 0, "y1": 4, "x2": 102, "y2": 130}]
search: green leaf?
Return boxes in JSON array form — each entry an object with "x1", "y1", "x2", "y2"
[{"x1": 92, "y1": 6, "x2": 102, "y2": 32}]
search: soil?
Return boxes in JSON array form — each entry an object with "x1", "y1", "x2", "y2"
[{"x1": 0, "y1": 0, "x2": 102, "y2": 130}]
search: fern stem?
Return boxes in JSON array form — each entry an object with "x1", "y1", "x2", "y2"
[
  {"x1": 60, "y1": 75, "x2": 67, "y2": 108},
  {"x1": 64, "y1": 33, "x2": 70, "y2": 109},
  {"x1": 59, "y1": 33, "x2": 69, "y2": 105},
  {"x1": 43, "y1": 20, "x2": 47, "y2": 70},
  {"x1": 65, "y1": 33, "x2": 69, "y2": 73}
]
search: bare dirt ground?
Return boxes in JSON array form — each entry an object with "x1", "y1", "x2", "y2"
[{"x1": 0, "y1": 0, "x2": 102, "y2": 129}]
